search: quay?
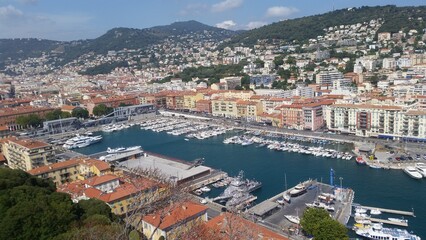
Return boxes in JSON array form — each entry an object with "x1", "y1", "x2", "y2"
[
  {"x1": 246, "y1": 179, "x2": 354, "y2": 238},
  {"x1": 353, "y1": 204, "x2": 415, "y2": 216}
]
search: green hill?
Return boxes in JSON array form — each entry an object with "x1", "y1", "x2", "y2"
[{"x1": 224, "y1": 5, "x2": 426, "y2": 46}]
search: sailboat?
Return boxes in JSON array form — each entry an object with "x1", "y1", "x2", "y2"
[{"x1": 283, "y1": 174, "x2": 291, "y2": 203}]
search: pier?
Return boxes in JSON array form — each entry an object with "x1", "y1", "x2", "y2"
[
  {"x1": 363, "y1": 217, "x2": 409, "y2": 227},
  {"x1": 353, "y1": 204, "x2": 415, "y2": 216}
]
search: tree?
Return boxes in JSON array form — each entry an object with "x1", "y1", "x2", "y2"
[
  {"x1": 92, "y1": 104, "x2": 114, "y2": 117},
  {"x1": 15, "y1": 114, "x2": 43, "y2": 128},
  {"x1": 300, "y1": 208, "x2": 348, "y2": 240},
  {"x1": 273, "y1": 55, "x2": 284, "y2": 68},
  {"x1": 72, "y1": 108, "x2": 89, "y2": 119},
  {"x1": 0, "y1": 168, "x2": 122, "y2": 240},
  {"x1": 45, "y1": 109, "x2": 63, "y2": 121}
]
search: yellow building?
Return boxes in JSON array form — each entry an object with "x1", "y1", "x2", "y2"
[
  {"x1": 28, "y1": 157, "x2": 111, "y2": 185},
  {"x1": 1, "y1": 137, "x2": 55, "y2": 171},
  {"x1": 183, "y1": 92, "x2": 204, "y2": 111},
  {"x1": 211, "y1": 98, "x2": 238, "y2": 118},
  {"x1": 141, "y1": 201, "x2": 208, "y2": 240},
  {"x1": 236, "y1": 100, "x2": 263, "y2": 121}
]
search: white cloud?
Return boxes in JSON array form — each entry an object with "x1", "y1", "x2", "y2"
[
  {"x1": 266, "y1": 6, "x2": 298, "y2": 18},
  {"x1": 215, "y1": 20, "x2": 236, "y2": 30},
  {"x1": 212, "y1": 0, "x2": 243, "y2": 13},
  {"x1": 0, "y1": 5, "x2": 23, "y2": 19},
  {"x1": 179, "y1": 3, "x2": 208, "y2": 16},
  {"x1": 246, "y1": 21, "x2": 267, "y2": 30}
]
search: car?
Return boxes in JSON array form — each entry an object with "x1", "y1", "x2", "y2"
[
  {"x1": 387, "y1": 157, "x2": 393, "y2": 161},
  {"x1": 200, "y1": 199, "x2": 207, "y2": 204},
  {"x1": 407, "y1": 156, "x2": 413, "y2": 160}
]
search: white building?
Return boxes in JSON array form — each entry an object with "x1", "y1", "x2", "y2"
[
  {"x1": 382, "y1": 58, "x2": 397, "y2": 70},
  {"x1": 316, "y1": 71, "x2": 343, "y2": 85}
]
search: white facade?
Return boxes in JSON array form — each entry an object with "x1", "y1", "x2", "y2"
[{"x1": 316, "y1": 71, "x2": 344, "y2": 85}]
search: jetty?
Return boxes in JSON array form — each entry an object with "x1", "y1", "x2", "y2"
[
  {"x1": 363, "y1": 217, "x2": 408, "y2": 227},
  {"x1": 353, "y1": 204, "x2": 415, "y2": 216}
]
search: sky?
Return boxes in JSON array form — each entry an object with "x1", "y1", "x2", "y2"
[{"x1": 0, "y1": 0, "x2": 424, "y2": 41}]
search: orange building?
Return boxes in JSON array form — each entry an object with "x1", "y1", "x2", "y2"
[{"x1": 0, "y1": 106, "x2": 55, "y2": 130}]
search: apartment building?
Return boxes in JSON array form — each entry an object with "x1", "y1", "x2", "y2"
[
  {"x1": 1, "y1": 137, "x2": 55, "y2": 171},
  {"x1": 86, "y1": 95, "x2": 139, "y2": 115},
  {"x1": 58, "y1": 173, "x2": 160, "y2": 215},
  {"x1": 236, "y1": 100, "x2": 263, "y2": 121},
  {"x1": 316, "y1": 71, "x2": 343, "y2": 85},
  {"x1": 211, "y1": 98, "x2": 238, "y2": 118},
  {"x1": 279, "y1": 100, "x2": 331, "y2": 131},
  {"x1": 27, "y1": 157, "x2": 111, "y2": 185},
  {"x1": 324, "y1": 104, "x2": 426, "y2": 141}
]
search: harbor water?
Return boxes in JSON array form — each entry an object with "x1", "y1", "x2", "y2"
[{"x1": 75, "y1": 126, "x2": 426, "y2": 238}]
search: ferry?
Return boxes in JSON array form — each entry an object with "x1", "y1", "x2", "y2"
[{"x1": 355, "y1": 223, "x2": 421, "y2": 240}]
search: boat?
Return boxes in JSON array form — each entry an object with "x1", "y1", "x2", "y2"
[
  {"x1": 284, "y1": 215, "x2": 300, "y2": 224},
  {"x1": 106, "y1": 146, "x2": 142, "y2": 154},
  {"x1": 193, "y1": 189, "x2": 203, "y2": 196},
  {"x1": 355, "y1": 224, "x2": 421, "y2": 240},
  {"x1": 200, "y1": 186, "x2": 211, "y2": 192},
  {"x1": 388, "y1": 218, "x2": 408, "y2": 224},
  {"x1": 370, "y1": 208, "x2": 381, "y2": 215},
  {"x1": 369, "y1": 165, "x2": 382, "y2": 169},
  {"x1": 283, "y1": 193, "x2": 291, "y2": 203},
  {"x1": 356, "y1": 156, "x2": 366, "y2": 165},
  {"x1": 289, "y1": 183, "x2": 307, "y2": 197},
  {"x1": 277, "y1": 197, "x2": 285, "y2": 205},
  {"x1": 415, "y1": 163, "x2": 426, "y2": 177},
  {"x1": 213, "y1": 171, "x2": 262, "y2": 203},
  {"x1": 355, "y1": 207, "x2": 368, "y2": 214},
  {"x1": 184, "y1": 138, "x2": 189, "y2": 141},
  {"x1": 403, "y1": 166, "x2": 423, "y2": 179},
  {"x1": 63, "y1": 135, "x2": 103, "y2": 149}
]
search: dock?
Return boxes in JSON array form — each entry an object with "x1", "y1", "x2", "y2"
[
  {"x1": 363, "y1": 217, "x2": 408, "y2": 227},
  {"x1": 354, "y1": 204, "x2": 415, "y2": 216}
]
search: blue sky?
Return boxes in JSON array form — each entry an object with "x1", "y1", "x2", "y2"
[{"x1": 0, "y1": 0, "x2": 424, "y2": 41}]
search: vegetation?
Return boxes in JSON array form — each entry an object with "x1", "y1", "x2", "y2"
[
  {"x1": 45, "y1": 109, "x2": 72, "y2": 121},
  {"x1": 92, "y1": 104, "x2": 114, "y2": 117},
  {"x1": 223, "y1": 5, "x2": 426, "y2": 47},
  {"x1": 159, "y1": 64, "x2": 245, "y2": 84},
  {"x1": 0, "y1": 168, "x2": 122, "y2": 240},
  {"x1": 15, "y1": 114, "x2": 43, "y2": 128},
  {"x1": 80, "y1": 61, "x2": 129, "y2": 75},
  {"x1": 300, "y1": 208, "x2": 348, "y2": 240},
  {"x1": 71, "y1": 107, "x2": 89, "y2": 119}
]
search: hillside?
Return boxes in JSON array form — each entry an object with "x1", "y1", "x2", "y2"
[
  {"x1": 224, "y1": 5, "x2": 426, "y2": 46},
  {"x1": 0, "y1": 20, "x2": 237, "y2": 67}
]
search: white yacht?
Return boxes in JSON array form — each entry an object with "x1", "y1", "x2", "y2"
[
  {"x1": 63, "y1": 135, "x2": 102, "y2": 149},
  {"x1": 403, "y1": 166, "x2": 423, "y2": 179},
  {"x1": 284, "y1": 215, "x2": 300, "y2": 224},
  {"x1": 370, "y1": 208, "x2": 381, "y2": 215},
  {"x1": 388, "y1": 218, "x2": 408, "y2": 224},
  {"x1": 355, "y1": 224, "x2": 421, "y2": 240},
  {"x1": 415, "y1": 162, "x2": 426, "y2": 177},
  {"x1": 106, "y1": 146, "x2": 141, "y2": 154},
  {"x1": 289, "y1": 183, "x2": 307, "y2": 197},
  {"x1": 200, "y1": 186, "x2": 211, "y2": 192}
]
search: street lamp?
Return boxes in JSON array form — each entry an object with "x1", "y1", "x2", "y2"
[{"x1": 339, "y1": 177, "x2": 343, "y2": 189}]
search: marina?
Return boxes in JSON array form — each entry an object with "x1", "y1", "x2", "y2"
[{"x1": 73, "y1": 119, "x2": 426, "y2": 238}]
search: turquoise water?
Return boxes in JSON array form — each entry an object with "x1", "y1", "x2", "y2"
[{"x1": 75, "y1": 126, "x2": 425, "y2": 238}]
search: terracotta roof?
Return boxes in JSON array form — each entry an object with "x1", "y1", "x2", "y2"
[
  {"x1": 85, "y1": 174, "x2": 119, "y2": 186},
  {"x1": 143, "y1": 201, "x2": 208, "y2": 231},
  {"x1": 61, "y1": 105, "x2": 77, "y2": 111},
  {"x1": 28, "y1": 159, "x2": 79, "y2": 175},
  {"x1": 0, "y1": 106, "x2": 55, "y2": 117},
  {"x1": 206, "y1": 213, "x2": 288, "y2": 240},
  {"x1": 8, "y1": 138, "x2": 50, "y2": 149}
]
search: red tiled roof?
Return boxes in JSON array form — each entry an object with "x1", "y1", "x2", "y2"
[{"x1": 143, "y1": 201, "x2": 208, "y2": 231}]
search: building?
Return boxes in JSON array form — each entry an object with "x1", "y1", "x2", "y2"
[
  {"x1": 220, "y1": 77, "x2": 242, "y2": 90},
  {"x1": 0, "y1": 106, "x2": 55, "y2": 131},
  {"x1": 382, "y1": 58, "x2": 397, "y2": 70},
  {"x1": 195, "y1": 99, "x2": 212, "y2": 114},
  {"x1": 206, "y1": 213, "x2": 288, "y2": 240},
  {"x1": 28, "y1": 157, "x2": 111, "y2": 185},
  {"x1": 1, "y1": 137, "x2": 55, "y2": 171},
  {"x1": 211, "y1": 98, "x2": 238, "y2": 118},
  {"x1": 140, "y1": 201, "x2": 208, "y2": 240},
  {"x1": 325, "y1": 104, "x2": 426, "y2": 141},
  {"x1": 43, "y1": 117, "x2": 80, "y2": 134},
  {"x1": 236, "y1": 100, "x2": 263, "y2": 121},
  {"x1": 86, "y1": 95, "x2": 139, "y2": 115},
  {"x1": 58, "y1": 172, "x2": 160, "y2": 215},
  {"x1": 315, "y1": 71, "x2": 343, "y2": 85}
]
